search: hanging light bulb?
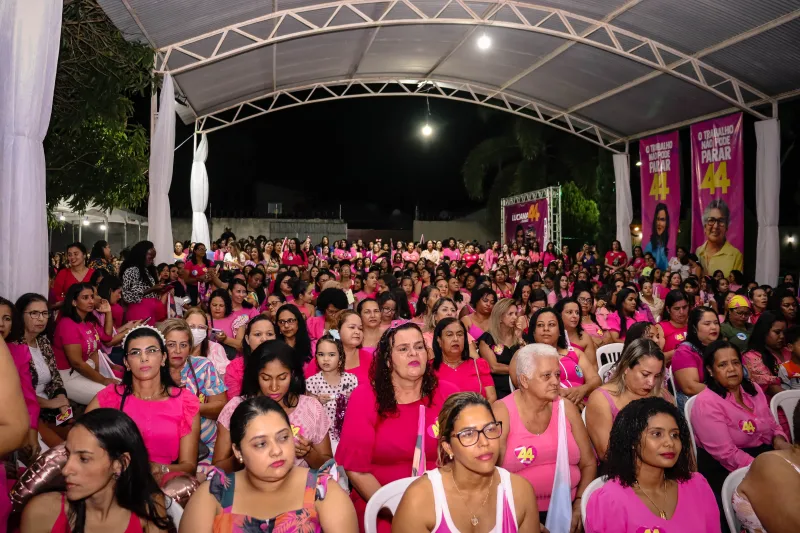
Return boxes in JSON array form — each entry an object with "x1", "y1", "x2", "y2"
[
  {"x1": 477, "y1": 34, "x2": 491, "y2": 50},
  {"x1": 421, "y1": 124, "x2": 433, "y2": 136},
  {"x1": 100, "y1": 224, "x2": 107, "y2": 231},
  {"x1": 59, "y1": 214, "x2": 66, "y2": 221},
  {"x1": 82, "y1": 217, "x2": 90, "y2": 226}
]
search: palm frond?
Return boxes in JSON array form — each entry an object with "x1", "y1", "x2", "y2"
[
  {"x1": 461, "y1": 135, "x2": 518, "y2": 200},
  {"x1": 514, "y1": 120, "x2": 546, "y2": 161}
]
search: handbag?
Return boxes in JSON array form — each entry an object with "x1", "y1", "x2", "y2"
[{"x1": 545, "y1": 399, "x2": 573, "y2": 533}]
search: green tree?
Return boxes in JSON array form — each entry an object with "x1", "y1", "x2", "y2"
[
  {"x1": 461, "y1": 118, "x2": 603, "y2": 239},
  {"x1": 46, "y1": 0, "x2": 154, "y2": 217}
]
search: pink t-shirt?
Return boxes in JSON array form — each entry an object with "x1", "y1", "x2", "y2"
[
  {"x1": 433, "y1": 358, "x2": 493, "y2": 398},
  {"x1": 499, "y1": 395, "x2": 580, "y2": 509},
  {"x1": 585, "y1": 473, "x2": 720, "y2": 533},
  {"x1": 402, "y1": 251, "x2": 420, "y2": 263},
  {"x1": 442, "y1": 248, "x2": 461, "y2": 262},
  {"x1": 692, "y1": 386, "x2": 786, "y2": 472},
  {"x1": 53, "y1": 318, "x2": 109, "y2": 370},
  {"x1": 8, "y1": 343, "x2": 40, "y2": 429},
  {"x1": 671, "y1": 343, "x2": 704, "y2": 392},
  {"x1": 345, "y1": 349, "x2": 374, "y2": 386},
  {"x1": 604, "y1": 310, "x2": 650, "y2": 340},
  {"x1": 660, "y1": 321, "x2": 688, "y2": 354},
  {"x1": 211, "y1": 310, "x2": 253, "y2": 347},
  {"x1": 97, "y1": 385, "x2": 199, "y2": 465},
  {"x1": 218, "y1": 394, "x2": 329, "y2": 467}
]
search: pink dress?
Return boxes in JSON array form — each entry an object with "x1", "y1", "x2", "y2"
[
  {"x1": 336, "y1": 381, "x2": 458, "y2": 532},
  {"x1": 433, "y1": 358, "x2": 494, "y2": 398},
  {"x1": 499, "y1": 394, "x2": 580, "y2": 509},
  {"x1": 585, "y1": 473, "x2": 721, "y2": 533},
  {"x1": 218, "y1": 395, "x2": 329, "y2": 468},
  {"x1": 96, "y1": 385, "x2": 199, "y2": 464}
]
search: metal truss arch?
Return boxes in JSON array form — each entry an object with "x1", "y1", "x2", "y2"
[
  {"x1": 195, "y1": 78, "x2": 624, "y2": 153},
  {"x1": 156, "y1": 0, "x2": 778, "y2": 121}
]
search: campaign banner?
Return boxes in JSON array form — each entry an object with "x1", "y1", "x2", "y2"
[
  {"x1": 504, "y1": 198, "x2": 548, "y2": 251},
  {"x1": 639, "y1": 131, "x2": 680, "y2": 271},
  {"x1": 690, "y1": 113, "x2": 744, "y2": 276}
]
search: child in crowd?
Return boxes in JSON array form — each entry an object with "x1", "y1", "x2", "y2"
[
  {"x1": 305, "y1": 332, "x2": 358, "y2": 452},
  {"x1": 778, "y1": 326, "x2": 800, "y2": 389}
]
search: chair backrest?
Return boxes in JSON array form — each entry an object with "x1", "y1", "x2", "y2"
[
  {"x1": 364, "y1": 476, "x2": 417, "y2": 533},
  {"x1": 770, "y1": 390, "x2": 800, "y2": 442},
  {"x1": 509, "y1": 375, "x2": 516, "y2": 393},
  {"x1": 581, "y1": 476, "x2": 608, "y2": 527},
  {"x1": 598, "y1": 362, "x2": 615, "y2": 383},
  {"x1": 667, "y1": 368, "x2": 677, "y2": 397},
  {"x1": 684, "y1": 394, "x2": 698, "y2": 461},
  {"x1": 596, "y1": 343, "x2": 624, "y2": 367},
  {"x1": 721, "y1": 466, "x2": 749, "y2": 533},
  {"x1": 166, "y1": 497, "x2": 184, "y2": 530}
]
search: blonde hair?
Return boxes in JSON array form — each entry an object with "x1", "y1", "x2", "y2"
[
  {"x1": 606, "y1": 338, "x2": 665, "y2": 397},
  {"x1": 487, "y1": 298, "x2": 517, "y2": 347},
  {"x1": 184, "y1": 307, "x2": 209, "y2": 325},
  {"x1": 160, "y1": 318, "x2": 193, "y2": 351}
]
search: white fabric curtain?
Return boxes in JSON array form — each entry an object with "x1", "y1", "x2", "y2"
[
  {"x1": 613, "y1": 153, "x2": 633, "y2": 256},
  {"x1": 147, "y1": 74, "x2": 176, "y2": 263},
  {"x1": 190, "y1": 133, "x2": 210, "y2": 247},
  {"x1": 755, "y1": 119, "x2": 781, "y2": 286},
  {"x1": 0, "y1": 0, "x2": 62, "y2": 300}
]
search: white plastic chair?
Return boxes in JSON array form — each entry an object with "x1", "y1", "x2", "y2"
[
  {"x1": 721, "y1": 466, "x2": 749, "y2": 533},
  {"x1": 595, "y1": 343, "x2": 624, "y2": 368},
  {"x1": 684, "y1": 395, "x2": 698, "y2": 461},
  {"x1": 580, "y1": 476, "x2": 608, "y2": 528},
  {"x1": 509, "y1": 375, "x2": 516, "y2": 393},
  {"x1": 598, "y1": 362, "x2": 615, "y2": 383},
  {"x1": 165, "y1": 497, "x2": 184, "y2": 530},
  {"x1": 364, "y1": 476, "x2": 416, "y2": 533},
  {"x1": 770, "y1": 390, "x2": 800, "y2": 442}
]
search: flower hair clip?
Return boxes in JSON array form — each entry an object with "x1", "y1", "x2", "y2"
[
  {"x1": 329, "y1": 329, "x2": 341, "y2": 341},
  {"x1": 121, "y1": 324, "x2": 167, "y2": 349}
]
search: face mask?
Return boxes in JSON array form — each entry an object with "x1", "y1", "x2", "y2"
[{"x1": 192, "y1": 329, "x2": 207, "y2": 345}]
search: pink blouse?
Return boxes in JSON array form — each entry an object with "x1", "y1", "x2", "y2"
[
  {"x1": 692, "y1": 386, "x2": 786, "y2": 472},
  {"x1": 96, "y1": 385, "x2": 199, "y2": 465},
  {"x1": 604, "y1": 310, "x2": 651, "y2": 340},
  {"x1": 742, "y1": 349, "x2": 782, "y2": 396},
  {"x1": 672, "y1": 343, "x2": 704, "y2": 392},
  {"x1": 432, "y1": 358, "x2": 493, "y2": 398},
  {"x1": 8, "y1": 343, "x2": 40, "y2": 429}
]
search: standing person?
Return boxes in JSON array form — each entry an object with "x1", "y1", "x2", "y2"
[
  {"x1": 393, "y1": 392, "x2": 541, "y2": 533},
  {"x1": 183, "y1": 242, "x2": 217, "y2": 307},
  {"x1": 672, "y1": 306, "x2": 720, "y2": 410},
  {"x1": 442, "y1": 237, "x2": 461, "y2": 262},
  {"x1": 120, "y1": 241, "x2": 168, "y2": 323},
  {"x1": 585, "y1": 397, "x2": 720, "y2": 533},
  {"x1": 282, "y1": 237, "x2": 309, "y2": 270},
  {"x1": 604, "y1": 240, "x2": 628, "y2": 274},
  {"x1": 52, "y1": 243, "x2": 95, "y2": 308},
  {"x1": 89, "y1": 240, "x2": 117, "y2": 277},
  {"x1": 478, "y1": 299, "x2": 524, "y2": 400},
  {"x1": 655, "y1": 290, "x2": 690, "y2": 366}
]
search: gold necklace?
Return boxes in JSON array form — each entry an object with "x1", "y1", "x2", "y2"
[
  {"x1": 443, "y1": 358, "x2": 464, "y2": 370},
  {"x1": 636, "y1": 478, "x2": 668, "y2": 519},
  {"x1": 451, "y1": 470, "x2": 493, "y2": 526}
]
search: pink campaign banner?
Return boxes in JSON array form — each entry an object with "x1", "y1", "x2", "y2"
[
  {"x1": 505, "y1": 198, "x2": 548, "y2": 250},
  {"x1": 690, "y1": 113, "x2": 744, "y2": 276},
  {"x1": 639, "y1": 131, "x2": 680, "y2": 271}
]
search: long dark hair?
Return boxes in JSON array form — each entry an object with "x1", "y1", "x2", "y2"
[
  {"x1": 241, "y1": 340, "x2": 304, "y2": 407},
  {"x1": 371, "y1": 322, "x2": 438, "y2": 418},
  {"x1": 649, "y1": 203, "x2": 669, "y2": 257},
  {"x1": 119, "y1": 241, "x2": 157, "y2": 287},
  {"x1": 68, "y1": 409, "x2": 173, "y2": 533},
  {"x1": 614, "y1": 287, "x2": 640, "y2": 338},
  {"x1": 229, "y1": 278, "x2": 254, "y2": 309},
  {"x1": 685, "y1": 306, "x2": 717, "y2": 349},
  {"x1": 702, "y1": 339, "x2": 757, "y2": 397},
  {"x1": 10, "y1": 293, "x2": 50, "y2": 343},
  {"x1": 662, "y1": 289, "x2": 689, "y2": 322},
  {"x1": 62, "y1": 283, "x2": 99, "y2": 325},
  {"x1": 116, "y1": 328, "x2": 181, "y2": 409},
  {"x1": 748, "y1": 311, "x2": 787, "y2": 377},
  {"x1": 554, "y1": 297, "x2": 584, "y2": 337},
  {"x1": 0, "y1": 297, "x2": 18, "y2": 342},
  {"x1": 89, "y1": 240, "x2": 109, "y2": 262},
  {"x1": 513, "y1": 280, "x2": 533, "y2": 317},
  {"x1": 431, "y1": 317, "x2": 469, "y2": 370},
  {"x1": 523, "y1": 307, "x2": 568, "y2": 349},
  {"x1": 604, "y1": 397, "x2": 694, "y2": 485},
  {"x1": 209, "y1": 288, "x2": 233, "y2": 319},
  {"x1": 276, "y1": 304, "x2": 312, "y2": 368},
  {"x1": 229, "y1": 396, "x2": 292, "y2": 451}
]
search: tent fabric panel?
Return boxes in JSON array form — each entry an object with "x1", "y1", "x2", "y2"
[
  {"x1": 513, "y1": 0, "x2": 630, "y2": 20},
  {"x1": 507, "y1": 43, "x2": 654, "y2": 110},
  {"x1": 276, "y1": 29, "x2": 373, "y2": 88}
]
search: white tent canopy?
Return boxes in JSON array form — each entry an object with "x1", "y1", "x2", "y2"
[{"x1": 54, "y1": 200, "x2": 148, "y2": 226}]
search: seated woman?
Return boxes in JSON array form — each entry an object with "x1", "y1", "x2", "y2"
[
  {"x1": 162, "y1": 319, "x2": 227, "y2": 465},
  {"x1": 461, "y1": 286, "x2": 497, "y2": 341},
  {"x1": 692, "y1": 340, "x2": 790, "y2": 512},
  {"x1": 585, "y1": 338, "x2": 668, "y2": 459},
  {"x1": 335, "y1": 322, "x2": 458, "y2": 532},
  {"x1": 208, "y1": 289, "x2": 249, "y2": 360},
  {"x1": 223, "y1": 315, "x2": 276, "y2": 399},
  {"x1": 53, "y1": 282, "x2": 116, "y2": 405},
  {"x1": 358, "y1": 298, "x2": 383, "y2": 354},
  {"x1": 181, "y1": 396, "x2": 357, "y2": 533},
  {"x1": 585, "y1": 397, "x2": 720, "y2": 533},
  {"x1": 214, "y1": 340, "x2": 332, "y2": 472},
  {"x1": 119, "y1": 241, "x2": 168, "y2": 323},
  {"x1": 334, "y1": 310, "x2": 373, "y2": 384},
  {"x1": 275, "y1": 304, "x2": 314, "y2": 376},
  {"x1": 672, "y1": 306, "x2": 720, "y2": 411},
  {"x1": 393, "y1": 392, "x2": 540, "y2": 532},
  {"x1": 574, "y1": 286, "x2": 606, "y2": 348},
  {"x1": 606, "y1": 288, "x2": 651, "y2": 343},
  {"x1": 555, "y1": 297, "x2": 597, "y2": 372},
  {"x1": 21, "y1": 408, "x2": 173, "y2": 533},
  {"x1": 494, "y1": 343, "x2": 596, "y2": 529},
  {"x1": 655, "y1": 289, "x2": 690, "y2": 366},
  {"x1": 734, "y1": 402, "x2": 800, "y2": 533},
  {"x1": 185, "y1": 308, "x2": 230, "y2": 379},
  {"x1": 431, "y1": 317, "x2": 496, "y2": 402},
  {"x1": 742, "y1": 311, "x2": 788, "y2": 400},
  {"x1": 478, "y1": 298, "x2": 524, "y2": 400},
  {"x1": 86, "y1": 326, "x2": 201, "y2": 482},
  {"x1": 513, "y1": 308, "x2": 602, "y2": 408},
  {"x1": 306, "y1": 287, "x2": 349, "y2": 344}
]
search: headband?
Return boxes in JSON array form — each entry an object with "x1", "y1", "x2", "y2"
[{"x1": 121, "y1": 324, "x2": 167, "y2": 349}]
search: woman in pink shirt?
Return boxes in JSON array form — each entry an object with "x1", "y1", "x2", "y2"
[
  {"x1": 672, "y1": 306, "x2": 720, "y2": 411},
  {"x1": 442, "y1": 238, "x2": 461, "y2": 262},
  {"x1": 604, "y1": 240, "x2": 628, "y2": 274},
  {"x1": 208, "y1": 289, "x2": 250, "y2": 359},
  {"x1": 335, "y1": 322, "x2": 458, "y2": 532},
  {"x1": 52, "y1": 242, "x2": 95, "y2": 309},
  {"x1": 546, "y1": 274, "x2": 571, "y2": 306},
  {"x1": 655, "y1": 290, "x2": 690, "y2": 366},
  {"x1": 692, "y1": 340, "x2": 791, "y2": 520},
  {"x1": 402, "y1": 242, "x2": 420, "y2": 263},
  {"x1": 86, "y1": 326, "x2": 201, "y2": 481},
  {"x1": 431, "y1": 317, "x2": 496, "y2": 402},
  {"x1": 224, "y1": 315, "x2": 276, "y2": 399},
  {"x1": 495, "y1": 343, "x2": 595, "y2": 529},
  {"x1": 606, "y1": 287, "x2": 651, "y2": 343},
  {"x1": 333, "y1": 310, "x2": 373, "y2": 384},
  {"x1": 281, "y1": 238, "x2": 308, "y2": 270},
  {"x1": 742, "y1": 311, "x2": 787, "y2": 399},
  {"x1": 541, "y1": 242, "x2": 558, "y2": 270},
  {"x1": 586, "y1": 397, "x2": 720, "y2": 533}
]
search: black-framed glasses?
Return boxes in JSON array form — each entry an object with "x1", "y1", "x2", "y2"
[
  {"x1": 705, "y1": 217, "x2": 728, "y2": 227},
  {"x1": 452, "y1": 422, "x2": 503, "y2": 446},
  {"x1": 278, "y1": 318, "x2": 297, "y2": 326}
]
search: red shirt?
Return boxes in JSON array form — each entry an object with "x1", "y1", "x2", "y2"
[
  {"x1": 604, "y1": 251, "x2": 628, "y2": 268},
  {"x1": 282, "y1": 249, "x2": 308, "y2": 268},
  {"x1": 52, "y1": 268, "x2": 95, "y2": 302},
  {"x1": 463, "y1": 253, "x2": 480, "y2": 267}
]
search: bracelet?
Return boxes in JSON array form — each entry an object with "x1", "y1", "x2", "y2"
[{"x1": 160, "y1": 464, "x2": 169, "y2": 474}]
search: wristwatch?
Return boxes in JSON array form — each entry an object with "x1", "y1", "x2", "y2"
[{"x1": 160, "y1": 464, "x2": 169, "y2": 474}]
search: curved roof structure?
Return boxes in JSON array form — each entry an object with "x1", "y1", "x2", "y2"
[{"x1": 99, "y1": 0, "x2": 800, "y2": 151}]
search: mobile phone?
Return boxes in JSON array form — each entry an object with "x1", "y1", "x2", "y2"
[
  {"x1": 56, "y1": 406, "x2": 74, "y2": 426},
  {"x1": 209, "y1": 328, "x2": 223, "y2": 342}
]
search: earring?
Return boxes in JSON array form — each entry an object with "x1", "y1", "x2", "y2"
[
  {"x1": 113, "y1": 473, "x2": 120, "y2": 480},
  {"x1": 236, "y1": 455, "x2": 243, "y2": 463},
  {"x1": 449, "y1": 454, "x2": 453, "y2": 460}
]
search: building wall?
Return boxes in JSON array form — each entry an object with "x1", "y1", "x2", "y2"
[
  {"x1": 412, "y1": 220, "x2": 498, "y2": 246},
  {"x1": 171, "y1": 218, "x2": 347, "y2": 246}
]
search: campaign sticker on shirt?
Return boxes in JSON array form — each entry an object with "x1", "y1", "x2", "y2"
[
  {"x1": 739, "y1": 419, "x2": 757, "y2": 435},
  {"x1": 635, "y1": 528, "x2": 666, "y2": 533},
  {"x1": 736, "y1": 332, "x2": 747, "y2": 341},
  {"x1": 675, "y1": 333, "x2": 686, "y2": 341},
  {"x1": 514, "y1": 445, "x2": 537, "y2": 465},
  {"x1": 191, "y1": 270, "x2": 198, "y2": 276},
  {"x1": 492, "y1": 344, "x2": 504, "y2": 356},
  {"x1": 574, "y1": 365, "x2": 584, "y2": 378},
  {"x1": 428, "y1": 420, "x2": 440, "y2": 438},
  {"x1": 291, "y1": 424, "x2": 303, "y2": 438}
]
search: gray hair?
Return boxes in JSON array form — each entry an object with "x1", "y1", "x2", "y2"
[
  {"x1": 515, "y1": 343, "x2": 560, "y2": 380},
  {"x1": 702, "y1": 198, "x2": 730, "y2": 225}
]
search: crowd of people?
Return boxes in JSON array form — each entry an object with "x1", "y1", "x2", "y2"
[{"x1": 0, "y1": 232, "x2": 798, "y2": 533}]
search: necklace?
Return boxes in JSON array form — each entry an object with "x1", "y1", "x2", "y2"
[
  {"x1": 443, "y1": 358, "x2": 463, "y2": 370},
  {"x1": 451, "y1": 470, "x2": 493, "y2": 526},
  {"x1": 134, "y1": 390, "x2": 162, "y2": 401},
  {"x1": 635, "y1": 478, "x2": 668, "y2": 519}
]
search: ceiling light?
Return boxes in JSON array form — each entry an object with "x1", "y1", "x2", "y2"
[
  {"x1": 788, "y1": 236, "x2": 796, "y2": 244},
  {"x1": 636, "y1": 161, "x2": 642, "y2": 166},
  {"x1": 59, "y1": 214, "x2": 66, "y2": 221},
  {"x1": 421, "y1": 124, "x2": 433, "y2": 137},
  {"x1": 477, "y1": 34, "x2": 491, "y2": 50},
  {"x1": 100, "y1": 224, "x2": 107, "y2": 231},
  {"x1": 634, "y1": 226, "x2": 640, "y2": 232},
  {"x1": 82, "y1": 218, "x2": 90, "y2": 226}
]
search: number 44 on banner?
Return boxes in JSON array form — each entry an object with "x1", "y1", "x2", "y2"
[
  {"x1": 700, "y1": 161, "x2": 731, "y2": 194},
  {"x1": 649, "y1": 172, "x2": 670, "y2": 201}
]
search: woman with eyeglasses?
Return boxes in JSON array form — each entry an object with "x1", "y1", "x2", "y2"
[
  {"x1": 495, "y1": 343, "x2": 596, "y2": 530},
  {"x1": 575, "y1": 286, "x2": 607, "y2": 348},
  {"x1": 86, "y1": 326, "x2": 201, "y2": 481},
  {"x1": 394, "y1": 392, "x2": 540, "y2": 532},
  {"x1": 275, "y1": 304, "x2": 313, "y2": 376},
  {"x1": 720, "y1": 295, "x2": 753, "y2": 353}
]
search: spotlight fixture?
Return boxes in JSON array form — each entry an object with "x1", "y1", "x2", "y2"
[
  {"x1": 59, "y1": 214, "x2": 66, "y2": 221},
  {"x1": 421, "y1": 124, "x2": 433, "y2": 136},
  {"x1": 477, "y1": 34, "x2": 491, "y2": 50},
  {"x1": 100, "y1": 224, "x2": 107, "y2": 231},
  {"x1": 82, "y1": 218, "x2": 90, "y2": 226}
]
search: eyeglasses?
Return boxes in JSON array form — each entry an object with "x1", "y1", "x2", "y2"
[
  {"x1": 576, "y1": 297, "x2": 592, "y2": 304},
  {"x1": 381, "y1": 306, "x2": 396, "y2": 313},
  {"x1": 732, "y1": 309, "x2": 752, "y2": 317},
  {"x1": 25, "y1": 311, "x2": 50, "y2": 320},
  {"x1": 705, "y1": 217, "x2": 728, "y2": 227},
  {"x1": 189, "y1": 325, "x2": 208, "y2": 331},
  {"x1": 127, "y1": 347, "x2": 161, "y2": 357},
  {"x1": 277, "y1": 318, "x2": 297, "y2": 327},
  {"x1": 452, "y1": 422, "x2": 503, "y2": 446}
]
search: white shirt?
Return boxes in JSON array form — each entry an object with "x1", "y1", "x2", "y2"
[{"x1": 29, "y1": 344, "x2": 52, "y2": 398}]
